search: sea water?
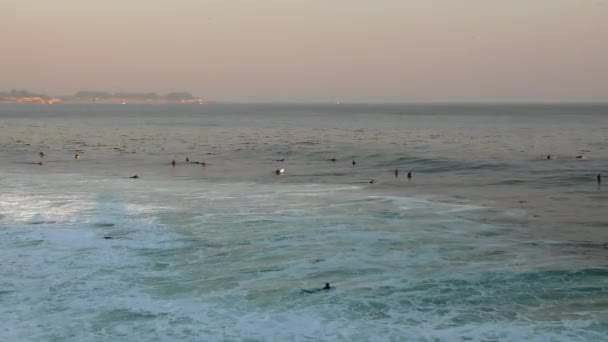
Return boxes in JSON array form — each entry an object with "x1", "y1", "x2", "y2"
[{"x1": 0, "y1": 103, "x2": 607, "y2": 341}]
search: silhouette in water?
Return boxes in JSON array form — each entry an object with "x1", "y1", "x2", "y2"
[
  {"x1": 369, "y1": 179, "x2": 375, "y2": 184},
  {"x1": 394, "y1": 168, "x2": 399, "y2": 177},
  {"x1": 74, "y1": 154, "x2": 80, "y2": 160},
  {"x1": 547, "y1": 154, "x2": 552, "y2": 160},
  {"x1": 352, "y1": 160, "x2": 356, "y2": 166},
  {"x1": 301, "y1": 283, "x2": 331, "y2": 293},
  {"x1": 330, "y1": 158, "x2": 336, "y2": 162},
  {"x1": 39, "y1": 151, "x2": 45, "y2": 158},
  {"x1": 407, "y1": 171, "x2": 412, "y2": 179},
  {"x1": 171, "y1": 160, "x2": 176, "y2": 167},
  {"x1": 129, "y1": 175, "x2": 139, "y2": 179},
  {"x1": 598, "y1": 173, "x2": 602, "y2": 184},
  {"x1": 186, "y1": 157, "x2": 189, "y2": 162},
  {"x1": 276, "y1": 158, "x2": 285, "y2": 162}
]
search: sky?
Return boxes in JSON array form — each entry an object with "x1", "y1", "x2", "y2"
[{"x1": 2, "y1": 0, "x2": 608, "y2": 102}]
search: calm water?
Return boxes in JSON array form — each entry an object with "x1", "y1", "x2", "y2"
[{"x1": 1, "y1": 103, "x2": 607, "y2": 341}]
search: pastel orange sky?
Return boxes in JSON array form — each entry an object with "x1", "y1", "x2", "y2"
[{"x1": 2, "y1": 0, "x2": 608, "y2": 102}]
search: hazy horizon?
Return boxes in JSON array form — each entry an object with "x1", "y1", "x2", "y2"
[{"x1": 3, "y1": 0, "x2": 607, "y2": 102}]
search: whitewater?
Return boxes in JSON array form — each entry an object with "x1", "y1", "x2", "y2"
[{"x1": 1, "y1": 103, "x2": 607, "y2": 341}]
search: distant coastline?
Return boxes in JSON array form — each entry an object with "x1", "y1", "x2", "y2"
[{"x1": 0, "y1": 90, "x2": 210, "y2": 104}]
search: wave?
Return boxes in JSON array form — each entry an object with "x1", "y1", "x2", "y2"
[{"x1": 377, "y1": 155, "x2": 513, "y2": 174}]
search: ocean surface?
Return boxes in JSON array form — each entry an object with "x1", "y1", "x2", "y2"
[{"x1": 0, "y1": 103, "x2": 607, "y2": 341}]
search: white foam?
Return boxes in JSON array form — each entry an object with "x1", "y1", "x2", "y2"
[{"x1": 0, "y1": 173, "x2": 605, "y2": 341}]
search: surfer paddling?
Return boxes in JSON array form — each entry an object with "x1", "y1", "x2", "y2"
[{"x1": 301, "y1": 283, "x2": 331, "y2": 294}]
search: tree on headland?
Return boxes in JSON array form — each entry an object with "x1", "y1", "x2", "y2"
[
  {"x1": 1, "y1": 89, "x2": 49, "y2": 99},
  {"x1": 166, "y1": 92, "x2": 195, "y2": 101},
  {"x1": 114, "y1": 92, "x2": 159, "y2": 100},
  {"x1": 1, "y1": 89, "x2": 208, "y2": 103},
  {"x1": 0, "y1": 89, "x2": 50, "y2": 101},
  {"x1": 74, "y1": 91, "x2": 112, "y2": 100}
]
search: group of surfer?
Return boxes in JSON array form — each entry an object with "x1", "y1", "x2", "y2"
[
  {"x1": 34, "y1": 151, "x2": 603, "y2": 184},
  {"x1": 547, "y1": 154, "x2": 590, "y2": 160},
  {"x1": 545, "y1": 154, "x2": 602, "y2": 183},
  {"x1": 393, "y1": 168, "x2": 412, "y2": 179},
  {"x1": 36, "y1": 151, "x2": 80, "y2": 165},
  {"x1": 169, "y1": 156, "x2": 411, "y2": 183}
]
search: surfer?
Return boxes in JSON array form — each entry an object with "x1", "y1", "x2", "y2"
[
  {"x1": 39, "y1": 151, "x2": 45, "y2": 158},
  {"x1": 301, "y1": 283, "x2": 331, "y2": 293},
  {"x1": 171, "y1": 160, "x2": 176, "y2": 167},
  {"x1": 276, "y1": 158, "x2": 285, "y2": 162},
  {"x1": 186, "y1": 157, "x2": 189, "y2": 162},
  {"x1": 74, "y1": 153, "x2": 80, "y2": 160},
  {"x1": 394, "y1": 168, "x2": 399, "y2": 177},
  {"x1": 352, "y1": 159, "x2": 356, "y2": 166},
  {"x1": 129, "y1": 175, "x2": 139, "y2": 179},
  {"x1": 330, "y1": 158, "x2": 336, "y2": 162},
  {"x1": 275, "y1": 168, "x2": 284, "y2": 175},
  {"x1": 598, "y1": 173, "x2": 602, "y2": 184},
  {"x1": 547, "y1": 154, "x2": 552, "y2": 160},
  {"x1": 369, "y1": 179, "x2": 375, "y2": 184},
  {"x1": 407, "y1": 171, "x2": 412, "y2": 179}
]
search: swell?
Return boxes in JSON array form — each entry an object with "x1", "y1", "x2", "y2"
[{"x1": 376, "y1": 155, "x2": 513, "y2": 174}]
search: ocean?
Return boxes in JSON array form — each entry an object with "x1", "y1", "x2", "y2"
[{"x1": 0, "y1": 103, "x2": 607, "y2": 341}]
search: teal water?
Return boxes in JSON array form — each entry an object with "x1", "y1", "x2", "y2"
[{"x1": 0, "y1": 103, "x2": 607, "y2": 341}]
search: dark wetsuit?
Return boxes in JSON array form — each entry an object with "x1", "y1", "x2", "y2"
[{"x1": 301, "y1": 283, "x2": 331, "y2": 293}]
